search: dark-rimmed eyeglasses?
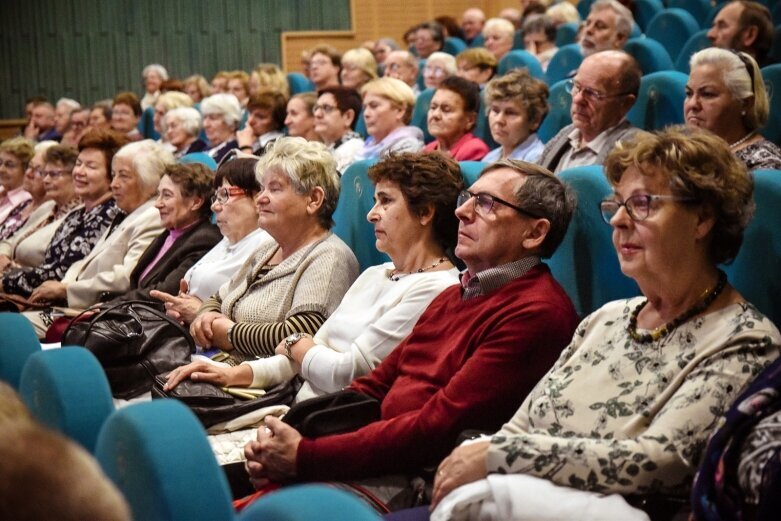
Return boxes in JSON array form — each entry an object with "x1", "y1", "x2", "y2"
[
  {"x1": 313, "y1": 104, "x2": 339, "y2": 115},
  {"x1": 565, "y1": 79, "x2": 633, "y2": 103},
  {"x1": 211, "y1": 186, "x2": 247, "y2": 205},
  {"x1": 599, "y1": 194, "x2": 697, "y2": 224},
  {"x1": 457, "y1": 190, "x2": 543, "y2": 219},
  {"x1": 40, "y1": 169, "x2": 71, "y2": 180}
]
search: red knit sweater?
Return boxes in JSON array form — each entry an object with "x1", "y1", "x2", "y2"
[{"x1": 296, "y1": 264, "x2": 578, "y2": 480}]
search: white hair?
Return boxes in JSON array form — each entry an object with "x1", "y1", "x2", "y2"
[
  {"x1": 426, "y1": 52, "x2": 457, "y2": 75},
  {"x1": 200, "y1": 93, "x2": 242, "y2": 129},
  {"x1": 142, "y1": 63, "x2": 169, "y2": 81},
  {"x1": 164, "y1": 107, "x2": 202, "y2": 137},
  {"x1": 56, "y1": 98, "x2": 81, "y2": 112},
  {"x1": 113, "y1": 140, "x2": 175, "y2": 195},
  {"x1": 483, "y1": 17, "x2": 515, "y2": 38},
  {"x1": 591, "y1": 0, "x2": 634, "y2": 37}
]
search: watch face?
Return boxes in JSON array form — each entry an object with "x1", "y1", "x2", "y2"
[{"x1": 286, "y1": 332, "x2": 302, "y2": 345}]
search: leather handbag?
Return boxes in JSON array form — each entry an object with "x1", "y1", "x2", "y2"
[
  {"x1": 282, "y1": 390, "x2": 381, "y2": 438},
  {"x1": 62, "y1": 300, "x2": 195, "y2": 399},
  {"x1": 151, "y1": 374, "x2": 301, "y2": 428}
]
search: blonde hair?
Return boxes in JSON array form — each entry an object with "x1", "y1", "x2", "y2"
[
  {"x1": 155, "y1": 91, "x2": 193, "y2": 112},
  {"x1": 342, "y1": 48, "x2": 378, "y2": 83},
  {"x1": 252, "y1": 63, "x2": 290, "y2": 98},
  {"x1": 184, "y1": 74, "x2": 212, "y2": 99},
  {"x1": 456, "y1": 47, "x2": 498, "y2": 71},
  {"x1": 483, "y1": 17, "x2": 515, "y2": 38},
  {"x1": 426, "y1": 52, "x2": 457, "y2": 75},
  {"x1": 546, "y1": 2, "x2": 581, "y2": 25},
  {"x1": 360, "y1": 77, "x2": 417, "y2": 124}
]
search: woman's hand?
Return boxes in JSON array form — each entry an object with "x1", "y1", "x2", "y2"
[
  {"x1": 150, "y1": 280, "x2": 202, "y2": 324},
  {"x1": 29, "y1": 281, "x2": 68, "y2": 303},
  {"x1": 430, "y1": 441, "x2": 491, "y2": 509},
  {"x1": 190, "y1": 311, "x2": 227, "y2": 346},
  {"x1": 236, "y1": 125, "x2": 256, "y2": 149},
  {"x1": 244, "y1": 416, "x2": 302, "y2": 487},
  {"x1": 163, "y1": 360, "x2": 252, "y2": 391}
]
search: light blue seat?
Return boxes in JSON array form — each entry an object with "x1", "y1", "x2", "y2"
[
  {"x1": 237, "y1": 484, "x2": 381, "y2": 521},
  {"x1": 669, "y1": 0, "x2": 713, "y2": 27},
  {"x1": 416, "y1": 59, "x2": 427, "y2": 93},
  {"x1": 469, "y1": 34, "x2": 485, "y2": 48},
  {"x1": 354, "y1": 107, "x2": 368, "y2": 139},
  {"x1": 545, "y1": 44, "x2": 583, "y2": 85},
  {"x1": 459, "y1": 161, "x2": 487, "y2": 186},
  {"x1": 555, "y1": 22, "x2": 580, "y2": 47},
  {"x1": 180, "y1": 152, "x2": 218, "y2": 171},
  {"x1": 473, "y1": 95, "x2": 498, "y2": 150},
  {"x1": 548, "y1": 166, "x2": 639, "y2": 317},
  {"x1": 410, "y1": 87, "x2": 435, "y2": 144},
  {"x1": 0, "y1": 313, "x2": 41, "y2": 389},
  {"x1": 538, "y1": 79, "x2": 572, "y2": 144},
  {"x1": 513, "y1": 29, "x2": 524, "y2": 50},
  {"x1": 625, "y1": 37, "x2": 675, "y2": 74},
  {"x1": 137, "y1": 106, "x2": 160, "y2": 140},
  {"x1": 760, "y1": 64, "x2": 781, "y2": 145},
  {"x1": 19, "y1": 348, "x2": 114, "y2": 452},
  {"x1": 675, "y1": 29, "x2": 710, "y2": 73},
  {"x1": 443, "y1": 36, "x2": 467, "y2": 56},
  {"x1": 635, "y1": 0, "x2": 665, "y2": 31},
  {"x1": 95, "y1": 400, "x2": 235, "y2": 521},
  {"x1": 723, "y1": 169, "x2": 781, "y2": 327},
  {"x1": 287, "y1": 72, "x2": 315, "y2": 95},
  {"x1": 577, "y1": 0, "x2": 596, "y2": 19},
  {"x1": 645, "y1": 8, "x2": 701, "y2": 64},
  {"x1": 497, "y1": 50, "x2": 545, "y2": 80},
  {"x1": 626, "y1": 70, "x2": 688, "y2": 131},
  {"x1": 332, "y1": 159, "x2": 389, "y2": 273}
]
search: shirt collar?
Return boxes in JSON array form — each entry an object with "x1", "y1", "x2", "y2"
[
  {"x1": 566, "y1": 119, "x2": 626, "y2": 153},
  {"x1": 460, "y1": 256, "x2": 541, "y2": 300}
]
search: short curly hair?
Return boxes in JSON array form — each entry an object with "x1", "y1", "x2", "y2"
[
  {"x1": 604, "y1": 125, "x2": 754, "y2": 265},
  {"x1": 368, "y1": 151, "x2": 464, "y2": 251},
  {"x1": 0, "y1": 137, "x2": 35, "y2": 169},
  {"x1": 484, "y1": 69, "x2": 549, "y2": 130},
  {"x1": 163, "y1": 162, "x2": 216, "y2": 219}
]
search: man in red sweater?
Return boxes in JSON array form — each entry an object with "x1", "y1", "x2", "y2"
[{"x1": 244, "y1": 159, "x2": 579, "y2": 498}]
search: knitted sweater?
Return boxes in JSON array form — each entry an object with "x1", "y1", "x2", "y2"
[{"x1": 296, "y1": 264, "x2": 578, "y2": 480}]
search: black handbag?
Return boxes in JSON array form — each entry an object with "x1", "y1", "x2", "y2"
[
  {"x1": 151, "y1": 374, "x2": 301, "y2": 428},
  {"x1": 282, "y1": 390, "x2": 381, "y2": 438},
  {"x1": 62, "y1": 300, "x2": 195, "y2": 399}
]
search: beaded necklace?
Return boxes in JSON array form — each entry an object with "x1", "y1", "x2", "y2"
[
  {"x1": 389, "y1": 257, "x2": 449, "y2": 281},
  {"x1": 729, "y1": 131, "x2": 755, "y2": 149},
  {"x1": 627, "y1": 270, "x2": 728, "y2": 344}
]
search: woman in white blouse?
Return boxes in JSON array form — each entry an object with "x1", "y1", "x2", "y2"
[{"x1": 164, "y1": 151, "x2": 464, "y2": 401}]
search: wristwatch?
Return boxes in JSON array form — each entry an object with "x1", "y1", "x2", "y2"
[{"x1": 283, "y1": 332, "x2": 307, "y2": 359}]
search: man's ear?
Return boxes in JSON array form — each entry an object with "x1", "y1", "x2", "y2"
[
  {"x1": 521, "y1": 218, "x2": 551, "y2": 252},
  {"x1": 740, "y1": 25, "x2": 759, "y2": 48}
]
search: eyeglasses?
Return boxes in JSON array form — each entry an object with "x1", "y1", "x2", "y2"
[
  {"x1": 457, "y1": 190, "x2": 543, "y2": 218},
  {"x1": 565, "y1": 79, "x2": 632, "y2": 103},
  {"x1": 0, "y1": 160, "x2": 21, "y2": 169},
  {"x1": 211, "y1": 186, "x2": 247, "y2": 205},
  {"x1": 424, "y1": 66, "x2": 447, "y2": 77},
  {"x1": 599, "y1": 194, "x2": 696, "y2": 224},
  {"x1": 385, "y1": 63, "x2": 409, "y2": 73},
  {"x1": 313, "y1": 104, "x2": 339, "y2": 115},
  {"x1": 40, "y1": 169, "x2": 71, "y2": 180}
]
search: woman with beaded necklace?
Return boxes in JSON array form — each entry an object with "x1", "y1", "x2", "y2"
[{"x1": 427, "y1": 126, "x2": 781, "y2": 521}]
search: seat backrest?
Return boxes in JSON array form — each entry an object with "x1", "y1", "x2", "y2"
[
  {"x1": 353, "y1": 106, "x2": 368, "y2": 139},
  {"x1": 770, "y1": 24, "x2": 781, "y2": 64},
  {"x1": 538, "y1": 79, "x2": 573, "y2": 144},
  {"x1": 138, "y1": 106, "x2": 160, "y2": 140},
  {"x1": 469, "y1": 34, "x2": 485, "y2": 48},
  {"x1": 668, "y1": 0, "x2": 712, "y2": 27},
  {"x1": 555, "y1": 22, "x2": 580, "y2": 47},
  {"x1": 577, "y1": 0, "x2": 596, "y2": 19},
  {"x1": 237, "y1": 484, "x2": 381, "y2": 521},
  {"x1": 332, "y1": 159, "x2": 389, "y2": 272},
  {"x1": 95, "y1": 400, "x2": 235, "y2": 521},
  {"x1": 626, "y1": 70, "x2": 688, "y2": 131},
  {"x1": 459, "y1": 161, "x2": 487, "y2": 187},
  {"x1": 722, "y1": 169, "x2": 781, "y2": 327},
  {"x1": 645, "y1": 8, "x2": 701, "y2": 64},
  {"x1": 0, "y1": 313, "x2": 41, "y2": 389},
  {"x1": 473, "y1": 95, "x2": 499, "y2": 149},
  {"x1": 545, "y1": 44, "x2": 583, "y2": 85},
  {"x1": 18, "y1": 347, "x2": 114, "y2": 452},
  {"x1": 675, "y1": 29, "x2": 710, "y2": 73},
  {"x1": 761, "y1": 64, "x2": 781, "y2": 145},
  {"x1": 287, "y1": 72, "x2": 315, "y2": 95},
  {"x1": 443, "y1": 36, "x2": 467, "y2": 56},
  {"x1": 497, "y1": 50, "x2": 545, "y2": 80},
  {"x1": 635, "y1": 0, "x2": 665, "y2": 31},
  {"x1": 410, "y1": 87, "x2": 435, "y2": 143},
  {"x1": 547, "y1": 165, "x2": 639, "y2": 317},
  {"x1": 625, "y1": 37, "x2": 675, "y2": 75},
  {"x1": 774, "y1": 4, "x2": 781, "y2": 25}
]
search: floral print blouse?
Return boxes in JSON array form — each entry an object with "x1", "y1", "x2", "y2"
[
  {"x1": 2, "y1": 199, "x2": 118, "y2": 297},
  {"x1": 486, "y1": 298, "x2": 781, "y2": 497},
  {"x1": 0, "y1": 199, "x2": 32, "y2": 240}
]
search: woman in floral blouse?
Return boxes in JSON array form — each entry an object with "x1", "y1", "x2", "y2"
[{"x1": 428, "y1": 126, "x2": 781, "y2": 520}]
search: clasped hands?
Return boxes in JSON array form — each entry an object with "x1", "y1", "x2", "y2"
[{"x1": 244, "y1": 416, "x2": 302, "y2": 488}]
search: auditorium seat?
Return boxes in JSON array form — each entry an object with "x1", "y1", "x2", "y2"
[
  {"x1": 555, "y1": 22, "x2": 580, "y2": 47},
  {"x1": 626, "y1": 70, "x2": 688, "y2": 131},
  {"x1": 19, "y1": 348, "x2": 114, "y2": 452},
  {"x1": 473, "y1": 95, "x2": 499, "y2": 150},
  {"x1": 625, "y1": 37, "x2": 675, "y2": 75},
  {"x1": 760, "y1": 65, "x2": 781, "y2": 145},
  {"x1": 138, "y1": 106, "x2": 160, "y2": 140},
  {"x1": 0, "y1": 313, "x2": 41, "y2": 389},
  {"x1": 645, "y1": 8, "x2": 701, "y2": 64},
  {"x1": 545, "y1": 44, "x2": 583, "y2": 85},
  {"x1": 237, "y1": 484, "x2": 381, "y2": 521},
  {"x1": 669, "y1": 0, "x2": 713, "y2": 28},
  {"x1": 675, "y1": 30, "x2": 710, "y2": 73},
  {"x1": 287, "y1": 72, "x2": 315, "y2": 95},
  {"x1": 443, "y1": 36, "x2": 467, "y2": 56},
  {"x1": 634, "y1": 0, "x2": 665, "y2": 31},
  {"x1": 497, "y1": 50, "x2": 545, "y2": 80},
  {"x1": 459, "y1": 161, "x2": 487, "y2": 186},
  {"x1": 410, "y1": 87, "x2": 435, "y2": 144},
  {"x1": 537, "y1": 79, "x2": 572, "y2": 144}
]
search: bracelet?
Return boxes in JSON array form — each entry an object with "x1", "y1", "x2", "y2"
[
  {"x1": 226, "y1": 324, "x2": 236, "y2": 347},
  {"x1": 239, "y1": 145, "x2": 252, "y2": 151}
]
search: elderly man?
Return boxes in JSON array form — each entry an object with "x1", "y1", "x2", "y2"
[
  {"x1": 243, "y1": 160, "x2": 579, "y2": 507},
  {"x1": 23, "y1": 101, "x2": 60, "y2": 142},
  {"x1": 539, "y1": 50, "x2": 641, "y2": 174},
  {"x1": 53, "y1": 98, "x2": 81, "y2": 139},
  {"x1": 384, "y1": 50, "x2": 421, "y2": 96},
  {"x1": 708, "y1": 1, "x2": 775, "y2": 67},
  {"x1": 308, "y1": 45, "x2": 341, "y2": 90},
  {"x1": 415, "y1": 22, "x2": 445, "y2": 59},
  {"x1": 578, "y1": 0, "x2": 634, "y2": 57},
  {"x1": 461, "y1": 8, "x2": 486, "y2": 45}
]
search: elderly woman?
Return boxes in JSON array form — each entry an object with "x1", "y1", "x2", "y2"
[
  {"x1": 340, "y1": 48, "x2": 378, "y2": 91},
  {"x1": 308, "y1": 45, "x2": 342, "y2": 91},
  {"x1": 424, "y1": 76, "x2": 489, "y2": 160},
  {"x1": 0, "y1": 130, "x2": 127, "y2": 299},
  {"x1": 88, "y1": 103, "x2": 112, "y2": 130},
  {"x1": 456, "y1": 48, "x2": 498, "y2": 87},
  {"x1": 151, "y1": 158, "x2": 268, "y2": 324},
  {"x1": 164, "y1": 107, "x2": 207, "y2": 159},
  {"x1": 0, "y1": 140, "x2": 51, "y2": 241},
  {"x1": 236, "y1": 92, "x2": 287, "y2": 156},
  {"x1": 183, "y1": 74, "x2": 212, "y2": 104},
  {"x1": 186, "y1": 137, "x2": 359, "y2": 363},
  {"x1": 248, "y1": 63, "x2": 290, "y2": 98},
  {"x1": 105, "y1": 162, "x2": 221, "y2": 303},
  {"x1": 482, "y1": 17, "x2": 515, "y2": 61},
  {"x1": 685, "y1": 48, "x2": 781, "y2": 170},
  {"x1": 482, "y1": 69, "x2": 549, "y2": 163},
  {"x1": 140, "y1": 63, "x2": 169, "y2": 110},
  {"x1": 0, "y1": 137, "x2": 34, "y2": 228},
  {"x1": 226, "y1": 71, "x2": 251, "y2": 108},
  {"x1": 0, "y1": 145, "x2": 79, "y2": 273},
  {"x1": 284, "y1": 93, "x2": 319, "y2": 142},
  {"x1": 164, "y1": 152, "x2": 462, "y2": 400},
  {"x1": 358, "y1": 77, "x2": 424, "y2": 160},
  {"x1": 20, "y1": 139, "x2": 174, "y2": 337},
  {"x1": 423, "y1": 52, "x2": 457, "y2": 90},
  {"x1": 428, "y1": 126, "x2": 781, "y2": 521},
  {"x1": 152, "y1": 91, "x2": 193, "y2": 142},
  {"x1": 111, "y1": 92, "x2": 143, "y2": 142},
  {"x1": 201, "y1": 93, "x2": 241, "y2": 164},
  {"x1": 313, "y1": 87, "x2": 364, "y2": 172}
]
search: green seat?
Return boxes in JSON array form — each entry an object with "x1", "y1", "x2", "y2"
[{"x1": 0, "y1": 313, "x2": 41, "y2": 389}]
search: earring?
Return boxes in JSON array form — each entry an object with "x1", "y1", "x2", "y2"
[{"x1": 741, "y1": 111, "x2": 746, "y2": 116}]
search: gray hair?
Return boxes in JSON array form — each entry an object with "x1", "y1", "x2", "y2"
[
  {"x1": 56, "y1": 98, "x2": 82, "y2": 112},
  {"x1": 483, "y1": 17, "x2": 515, "y2": 37},
  {"x1": 254, "y1": 137, "x2": 340, "y2": 229},
  {"x1": 142, "y1": 63, "x2": 169, "y2": 81},
  {"x1": 200, "y1": 93, "x2": 242, "y2": 129},
  {"x1": 164, "y1": 107, "x2": 202, "y2": 137},
  {"x1": 113, "y1": 140, "x2": 175, "y2": 196},
  {"x1": 690, "y1": 47, "x2": 769, "y2": 131},
  {"x1": 592, "y1": 0, "x2": 634, "y2": 37},
  {"x1": 426, "y1": 52, "x2": 457, "y2": 75}
]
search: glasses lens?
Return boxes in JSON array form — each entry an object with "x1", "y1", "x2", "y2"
[
  {"x1": 473, "y1": 194, "x2": 494, "y2": 215},
  {"x1": 599, "y1": 201, "x2": 618, "y2": 224},
  {"x1": 627, "y1": 195, "x2": 651, "y2": 221},
  {"x1": 565, "y1": 80, "x2": 574, "y2": 94},
  {"x1": 456, "y1": 190, "x2": 471, "y2": 208}
]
